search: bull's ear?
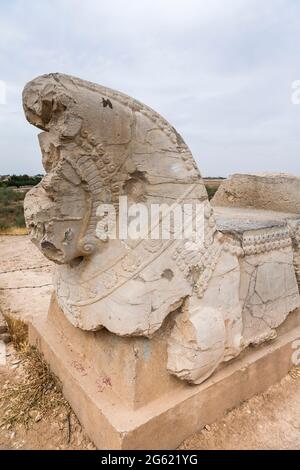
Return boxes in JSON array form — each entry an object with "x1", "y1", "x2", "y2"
[
  {"x1": 23, "y1": 81, "x2": 55, "y2": 130},
  {"x1": 40, "y1": 83, "x2": 56, "y2": 124},
  {"x1": 40, "y1": 96, "x2": 53, "y2": 125}
]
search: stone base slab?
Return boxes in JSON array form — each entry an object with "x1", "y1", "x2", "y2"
[{"x1": 29, "y1": 303, "x2": 300, "y2": 450}]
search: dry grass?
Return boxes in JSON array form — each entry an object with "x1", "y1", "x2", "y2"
[
  {"x1": 0, "y1": 227, "x2": 28, "y2": 235},
  {"x1": 3, "y1": 314, "x2": 28, "y2": 349},
  {"x1": 0, "y1": 313, "x2": 71, "y2": 430},
  {"x1": 0, "y1": 343, "x2": 71, "y2": 430}
]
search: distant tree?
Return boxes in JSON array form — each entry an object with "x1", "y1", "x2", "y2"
[{"x1": 0, "y1": 174, "x2": 43, "y2": 188}]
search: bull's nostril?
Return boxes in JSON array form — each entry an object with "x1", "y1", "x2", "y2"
[
  {"x1": 40, "y1": 240, "x2": 63, "y2": 260},
  {"x1": 41, "y1": 240, "x2": 57, "y2": 250}
]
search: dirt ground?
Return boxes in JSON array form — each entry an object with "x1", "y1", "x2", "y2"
[
  {"x1": 0, "y1": 343, "x2": 96, "y2": 450},
  {"x1": 1, "y1": 234, "x2": 300, "y2": 450}
]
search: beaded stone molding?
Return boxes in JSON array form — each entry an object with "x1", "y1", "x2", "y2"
[{"x1": 242, "y1": 226, "x2": 292, "y2": 256}]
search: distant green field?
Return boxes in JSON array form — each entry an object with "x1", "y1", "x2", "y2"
[
  {"x1": 0, "y1": 187, "x2": 27, "y2": 231},
  {"x1": 0, "y1": 175, "x2": 43, "y2": 233},
  {"x1": 205, "y1": 185, "x2": 218, "y2": 200}
]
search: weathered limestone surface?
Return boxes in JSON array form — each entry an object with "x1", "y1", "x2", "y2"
[
  {"x1": 240, "y1": 246, "x2": 299, "y2": 347},
  {"x1": 22, "y1": 74, "x2": 300, "y2": 448},
  {"x1": 213, "y1": 175, "x2": 300, "y2": 352},
  {"x1": 23, "y1": 73, "x2": 208, "y2": 339},
  {"x1": 212, "y1": 173, "x2": 300, "y2": 213},
  {"x1": 23, "y1": 73, "x2": 243, "y2": 385},
  {"x1": 167, "y1": 249, "x2": 243, "y2": 383}
]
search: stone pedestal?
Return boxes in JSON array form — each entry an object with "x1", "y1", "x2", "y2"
[{"x1": 29, "y1": 294, "x2": 300, "y2": 450}]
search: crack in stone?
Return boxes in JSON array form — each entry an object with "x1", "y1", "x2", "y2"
[
  {"x1": 0, "y1": 283, "x2": 52, "y2": 290},
  {"x1": 0, "y1": 265, "x2": 52, "y2": 275}
]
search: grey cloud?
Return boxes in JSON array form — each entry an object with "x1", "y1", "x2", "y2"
[{"x1": 0, "y1": 0, "x2": 299, "y2": 176}]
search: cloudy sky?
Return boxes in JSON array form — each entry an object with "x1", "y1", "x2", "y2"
[{"x1": 0, "y1": 0, "x2": 299, "y2": 177}]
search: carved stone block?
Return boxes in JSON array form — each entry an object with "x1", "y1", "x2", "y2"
[{"x1": 23, "y1": 74, "x2": 300, "y2": 448}]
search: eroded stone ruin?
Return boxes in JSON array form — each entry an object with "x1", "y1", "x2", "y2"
[{"x1": 23, "y1": 73, "x2": 300, "y2": 449}]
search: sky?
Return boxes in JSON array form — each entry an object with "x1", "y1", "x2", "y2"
[{"x1": 0, "y1": 0, "x2": 299, "y2": 177}]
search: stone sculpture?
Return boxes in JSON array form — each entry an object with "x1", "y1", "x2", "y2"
[{"x1": 23, "y1": 74, "x2": 300, "y2": 389}]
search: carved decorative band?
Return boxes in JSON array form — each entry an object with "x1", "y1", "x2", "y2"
[{"x1": 242, "y1": 227, "x2": 291, "y2": 256}]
